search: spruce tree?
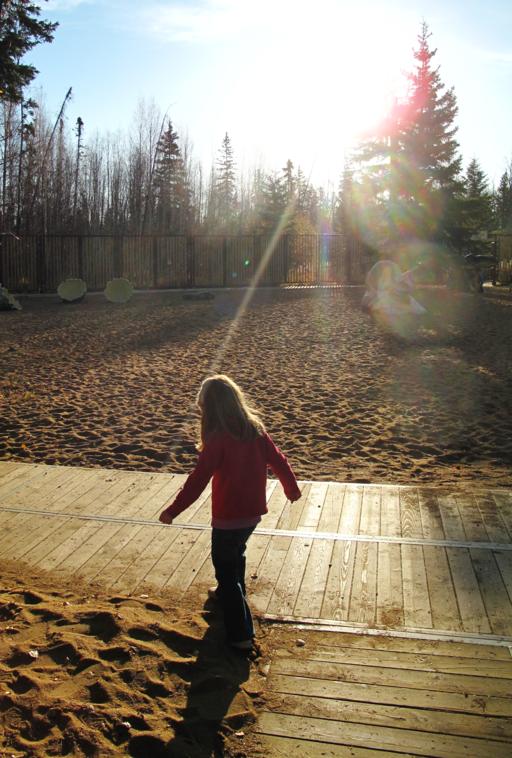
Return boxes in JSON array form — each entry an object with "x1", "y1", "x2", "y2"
[
  {"x1": 153, "y1": 120, "x2": 190, "y2": 233},
  {"x1": 354, "y1": 23, "x2": 463, "y2": 250},
  {"x1": 494, "y1": 166, "x2": 512, "y2": 231},
  {"x1": 214, "y1": 132, "x2": 237, "y2": 229},
  {"x1": 0, "y1": 1, "x2": 57, "y2": 102},
  {"x1": 258, "y1": 173, "x2": 287, "y2": 233},
  {"x1": 459, "y1": 158, "x2": 494, "y2": 254},
  {"x1": 402, "y1": 22, "x2": 462, "y2": 243}
]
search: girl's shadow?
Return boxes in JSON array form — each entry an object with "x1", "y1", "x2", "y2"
[{"x1": 165, "y1": 604, "x2": 253, "y2": 757}]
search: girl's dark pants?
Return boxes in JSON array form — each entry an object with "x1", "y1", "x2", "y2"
[{"x1": 211, "y1": 526, "x2": 256, "y2": 643}]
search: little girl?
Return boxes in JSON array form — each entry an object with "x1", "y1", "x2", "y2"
[{"x1": 159, "y1": 374, "x2": 302, "y2": 650}]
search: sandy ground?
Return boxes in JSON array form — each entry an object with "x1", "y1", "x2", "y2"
[
  {"x1": 0, "y1": 561, "x2": 269, "y2": 757},
  {"x1": 1, "y1": 284, "x2": 512, "y2": 756},
  {"x1": 2, "y1": 285, "x2": 512, "y2": 487}
]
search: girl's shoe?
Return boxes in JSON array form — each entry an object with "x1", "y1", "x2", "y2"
[
  {"x1": 207, "y1": 586, "x2": 218, "y2": 600},
  {"x1": 230, "y1": 639, "x2": 253, "y2": 650}
]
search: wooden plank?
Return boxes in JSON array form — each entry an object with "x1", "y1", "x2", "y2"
[
  {"x1": 418, "y1": 490, "x2": 445, "y2": 539},
  {"x1": 399, "y1": 488, "x2": 422, "y2": 538},
  {"x1": 294, "y1": 539, "x2": 333, "y2": 618},
  {"x1": 163, "y1": 528, "x2": 212, "y2": 593},
  {"x1": 0, "y1": 468, "x2": 102, "y2": 559},
  {"x1": 30, "y1": 473, "x2": 145, "y2": 571},
  {"x1": 470, "y1": 549, "x2": 512, "y2": 636},
  {"x1": 270, "y1": 655, "x2": 512, "y2": 698},
  {"x1": 0, "y1": 461, "x2": 21, "y2": 476},
  {"x1": 0, "y1": 463, "x2": 73, "y2": 506},
  {"x1": 0, "y1": 461, "x2": 35, "y2": 489},
  {"x1": 423, "y1": 545, "x2": 462, "y2": 631},
  {"x1": 118, "y1": 529, "x2": 200, "y2": 593},
  {"x1": 317, "y1": 483, "x2": 345, "y2": 532},
  {"x1": 160, "y1": 532, "x2": 209, "y2": 596},
  {"x1": 6, "y1": 471, "x2": 135, "y2": 565},
  {"x1": 338, "y1": 485, "x2": 362, "y2": 534},
  {"x1": 446, "y1": 548, "x2": 492, "y2": 634},
  {"x1": 401, "y1": 544, "x2": 432, "y2": 628},
  {"x1": 494, "y1": 491, "x2": 512, "y2": 537},
  {"x1": 348, "y1": 541, "x2": 378, "y2": 625},
  {"x1": 267, "y1": 537, "x2": 313, "y2": 616},
  {"x1": 321, "y1": 540, "x2": 356, "y2": 621},
  {"x1": 437, "y1": 493, "x2": 466, "y2": 540},
  {"x1": 377, "y1": 543, "x2": 403, "y2": 627},
  {"x1": 457, "y1": 492, "x2": 489, "y2": 542},
  {"x1": 359, "y1": 486, "x2": 381, "y2": 536},
  {"x1": 280, "y1": 646, "x2": 512, "y2": 679},
  {"x1": 255, "y1": 711, "x2": 511, "y2": 757},
  {"x1": 256, "y1": 734, "x2": 411, "y2": 757},
  {"x1": 380, "y1": 488, "x2": 400, "y2": 537},
  {"x1": 293, "y1": 629, "x2": 512, "y2": 659},
  {"x1": 183, "y1": 490, "x2": 213, "y2": 524},
  {"x1": 73, "y1": 477, "x2": 181, "y2": 583},
  {"x1": 262, "y1": 481, "x2": 287, "y2": 528},
  {"x1": 297, "y1": 482, "x2": 328, "y2": 532},
  {"x1": 267, "y1": 672, "x2": 512, "y2": 717},
  {"x1": 269, "y1": 692, "x2": 512, "y2": 742},
  {"x1": 474, "y1": 491, "x2": 511, "y2": 542},
  {"x1": 53, "y1": 474, "x2": 176, "y2": 576},
  {"x1": 276, "y1": 483, "x2": 312, "y2": 532},
  {"x1": 102, "y1": 527, "x2": 181, "y2": 594},
  {"x1": 105, "y1": 524, "x2": 184, "y2": 592},
  {"x1": 377, "y1": 488, "x2": 403, "y2": 627},
  {"x1": 250, "y1": 535, "x2": 292, "y2": 614},
  {"x1": 495, "y1": 550, "x2": 512, "y2": 605},
  {"x1": 243, "y1": 532, "x2": 271, "y2": 589}
]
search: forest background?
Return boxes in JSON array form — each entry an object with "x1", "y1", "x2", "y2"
[{"x1": 1, "y1": 2, "x2": 512, "y2": 266}]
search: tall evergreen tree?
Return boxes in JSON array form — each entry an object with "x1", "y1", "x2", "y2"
[
  {"x1": 494, "y1": 165, "x2": 512, "y2": 231},
  {"x1": 402, "y1": 22, "x2": 462, "y2": 243},
  {"x1": 258, "y1": 172, "x2": 287, "y2": 233},
  {"x1": 354, "y1": 23, "x2": 463, "y2": 251},
  {"x1": 458, "y1": 158, "x2": 494, "y2": 254},
  {"x1": 153, "y1": 120, "x2": 190, "y2": 233},
  {"x1": 214, "y1": 132, "x2": 237, "y2": 229},
  {"x1": 0, "y1": 1, "x2": 57, "y2": 102}
]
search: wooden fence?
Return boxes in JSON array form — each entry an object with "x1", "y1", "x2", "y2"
[
  {"x1": 496, "y1": 232, "x2": 512, "y2": 284},
  {"x1": 0, "y1": 233, "x2": 371, "y2": 293}
]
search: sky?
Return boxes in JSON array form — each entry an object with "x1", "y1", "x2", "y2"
[{"x1": 26, "y1": 0, "x2": 512, "y2": 192}]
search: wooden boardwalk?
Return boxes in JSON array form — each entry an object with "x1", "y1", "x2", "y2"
[
  {"x1": 256, "y1": 629, "x2": 512, "y2": 757},
  {"x1": 2, "y1": 461, "x2": 512, "y2": 755},
  {"x1": 1, "y1": 461, "x2": 511, "y2": 640}
]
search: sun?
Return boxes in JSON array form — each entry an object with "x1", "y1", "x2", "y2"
[{"x1": 217, "y1": 2, "x2": 414, "y2": 183}]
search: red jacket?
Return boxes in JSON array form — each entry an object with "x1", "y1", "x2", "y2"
[{"x1": 162, "y1": 432, "x2": 301, "y2": 528}]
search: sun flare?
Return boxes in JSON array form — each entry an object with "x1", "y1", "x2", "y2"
[{"x1": 223, "y1": 2, "x2": 413, "y2": 182}]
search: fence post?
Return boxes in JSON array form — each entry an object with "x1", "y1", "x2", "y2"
[
  {"x1": 152, "y1": 237, "x2": 159, "y2": 288},
  {"x1": 222, "y1": 237, "x2": 228, "y2": 287},
  {"x1": 316, "y1": 234, "x2": 321, "y2": 284},
  {"x1": 283, "y1": 234, "x2": 290, "y2": 283},
  {"x1": 77, "y1": 235, "x2": 84, "y2": 280},
  {"x1": 186, "y1": 235, "x2": 195, "y2": 287},
  {"x1": 114, "y1": 235, "x2": 123, "y2": 278},
  {"x1": 36, "y1": 235, "x2": 46, "y2": 292},
  {"x1": 254, "y1": 234, "x2": 262, "y2": 284}
]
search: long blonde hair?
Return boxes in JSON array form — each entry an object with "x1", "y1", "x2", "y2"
[{"x1": 197, "y1": 374, "x2": 265, "y2": 448}]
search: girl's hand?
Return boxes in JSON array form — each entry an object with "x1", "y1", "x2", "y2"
[{"x1": 159, "y1": 510, "x2": 173, "y2": 525}]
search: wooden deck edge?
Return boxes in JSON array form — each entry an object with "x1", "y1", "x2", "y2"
[
  {"x1": 261, "y1": 614, "x2": 512, "y2": 648},
  {"x1": 1, "y1": 460, "x2": 511, "y2": 494}
]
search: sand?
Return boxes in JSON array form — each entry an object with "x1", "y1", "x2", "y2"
[
  {"x1": 1, "y1": 284, "x2": 512, "y2": 755},
  {"x1": 1, "y1": 285, "x2": 512, "y2": 487},
  {"x1": 0, "y1": 561, "x2": 271, "y2": 757}
]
